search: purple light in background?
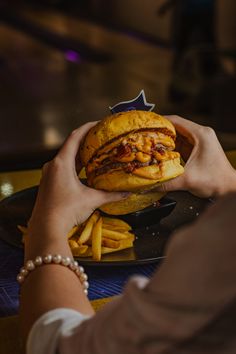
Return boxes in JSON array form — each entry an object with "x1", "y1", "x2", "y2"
[{"x1": 64, "y1": 50, "x2": 82, "y2": 63}]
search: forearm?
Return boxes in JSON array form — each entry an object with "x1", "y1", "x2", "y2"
[{"x1": 20, "y1": 228, "x2": 94, "y2": 340}]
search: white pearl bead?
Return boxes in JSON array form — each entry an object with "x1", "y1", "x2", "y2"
[
  {"x1": 69, "y1": 263, "x2": 76, "y2": 270},
  {"x1": 17, "y1": 254, "x2": 89, "y2": 294},
  {"x1": 43, "y1": 255, "x2": 52, "y2": 264},
  {"x1": 79, "y1": 266, "x2": 84, "y2": 273},
  {"x1": 75, "y1": 268, "x2": 81, "y2": 276},
  {"x1": 80, "y1": 273, "x2": 88, "y2": 281},
  {"x1": 52, "y1": 254, "x2": 62, "y2": 264},
  {"x1": 34, "y1": 256, "x2": 43, "y2": 266},
  {"x1": 20, "y1": 268, "x2": 29, "y2": 277},
  {"x1": 17, "y1": 274, "x2": 24, "y2": 283},
  {"x1": 83, "y1": 281, "x2": 89, "y2": 289},
  {"x1": 26, "y1": 260, "x2": 35, "y2": 271},
  {"x1": 61, "y1": 257, "x2": 71, "y2": 266}
]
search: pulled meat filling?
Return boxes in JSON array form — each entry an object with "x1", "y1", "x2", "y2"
[
  {"x1": 88, "y1": 142, "x2": 178, "y2": 179},
  {"x1": 94, "y1": 160, "x2": 150, "y2": 176},
  {"x1": 87, "y1": 129, "x2": 176, "y2": 177},
  {"x1": 88, "y1": 128, "x2": 175, "y2": 164}
]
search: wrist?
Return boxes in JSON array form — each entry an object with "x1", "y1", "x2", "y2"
[
  {"x1": 28, "y1": 214, "x2": 70, "y2": 240},
  {"x1": 25, "y1": 230, "x2": 72, "y2": 261},
  {"x1": 26, "y1": 215, "x2": 72, "y2": 259}
]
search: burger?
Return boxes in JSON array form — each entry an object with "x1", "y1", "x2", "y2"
[{"x1": 80, "y1": 110, "x2": 184, "y2": 215}]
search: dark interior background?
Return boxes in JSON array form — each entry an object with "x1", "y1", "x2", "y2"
[{"x1": 0, "y1": 0, "x2": 235, "y2": 171}]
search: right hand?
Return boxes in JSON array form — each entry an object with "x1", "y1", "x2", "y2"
[
  {"x1": 154, "y1": 115, "x2": 236, "y2": 198},
  {"x1": 28, "y1": 123, "x2": 129, "y2": 239}
]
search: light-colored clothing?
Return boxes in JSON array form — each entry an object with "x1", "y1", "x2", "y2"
[
  {"x1": 27, "y1": 210, "x2": 236, "y2": 354},
  {"x1": 27, "y1": 308, "x2": 91, "y2": 354}
]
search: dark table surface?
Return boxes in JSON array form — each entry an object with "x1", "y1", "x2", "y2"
[{"x1": 0, "y1": 238, "x2": 158, "y2": 318}]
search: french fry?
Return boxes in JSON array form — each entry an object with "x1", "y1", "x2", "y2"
[
  {"x1": 77, "y1": 238, "x2": 134, "y2": 257},
  {"x1": 67, "y1": 225, "x2": 80, "y2": 239},
  {"x1": 102, "y1": 224, "x2": 130, "y2": 233},
  {"x1": 102, "y1": 228, "x2": 133, "y2": 241},
  {"x1": 102, "y1": 237, "x2": 120, "y2": 249},
  {"x1": 102, "y1": 217, "x2": 131, "y2": 230},
  {"x1": 77, "y1": 211, "x2": 100, "y2": 245},
  {"x1": 18, "y1": 213, "x2": 134, "y2": 260},
  {"x1": 68, "y1": 239, "x2": 79, "y2": 249},
  {"x1": 123, "y1": 233, "x2": 135, "y2": 242},
  {"x1": 100, "y1": 238, "x2": 134, "y2": 255},
  {"x1": 69, "y1": 239, "x2": 89, "y2": 256},
  {"x1": 92, "y1": 217, "x2": 103, "y2": 261},
  {"x1": 75, "y1": 246, "x2": 93, "y2": 257},
  {"x1": 71, "y1": 245, "x2": 89, "y2": 256}
]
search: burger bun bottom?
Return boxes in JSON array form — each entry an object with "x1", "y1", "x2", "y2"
[
  {"x1": 99, "y1": 190, "x2": 165, "y2": 215},
  {"x1": 93, "y1": 157, "x2": 184, "y2": 192}
]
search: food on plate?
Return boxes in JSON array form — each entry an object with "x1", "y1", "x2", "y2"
[
  {"x1": 91, "y1": 217, "x2": 103, "y2": 261},
  {"x1": 17, "y1": 211, "x2": 134, "y2": 261},
  {"x1": 100, "y1": 190, "x2": 165, "y2": 215},
  {"x1": 79, "y1": 110, "x2": 184, "y2": 214},
  {"x1": 77, "y1": 211, "x2": 99, "y2": 245}
]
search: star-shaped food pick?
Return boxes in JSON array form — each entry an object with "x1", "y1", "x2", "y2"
[{"x1": 109, "y1": 90, "x2": 155, "y2": 114}]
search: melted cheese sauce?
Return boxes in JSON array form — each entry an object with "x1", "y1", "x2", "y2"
[{"x1": 87, "y1": 131, "x2": 176, "y2": 173}]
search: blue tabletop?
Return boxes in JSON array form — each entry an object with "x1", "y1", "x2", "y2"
[{"x1": 0, "y1": 238, "x2": 159, "y2": 317}]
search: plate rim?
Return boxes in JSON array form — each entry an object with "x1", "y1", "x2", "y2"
[{"x1": 0, "y1": 186, "x2": 210, "y2": 266}]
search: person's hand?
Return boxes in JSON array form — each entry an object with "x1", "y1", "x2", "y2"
[
  {"x1": 154, "y1": 115, "x2": 236, "y2": 198},
  {"x1": 28, "y1": 122, "x2": 128, "y2": 237}
]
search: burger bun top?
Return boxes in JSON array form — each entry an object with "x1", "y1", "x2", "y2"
[{"x1": 80, "y1": 110, "x2": 176, "y2": 166}]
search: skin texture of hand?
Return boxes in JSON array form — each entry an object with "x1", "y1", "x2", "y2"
[
  {"x1": 28, "y1": 122, "x2": 128, "y2": 238},
  {"x1": 155, "y1": 116, "x2": 236, "y2": 198},
  {"x1": 21, "y1": 122, "x2": 129, "y2": 340}
]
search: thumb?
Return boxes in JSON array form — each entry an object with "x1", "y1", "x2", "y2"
[
  {"x1": 153, "y1": 175, "x2": 186, "y2": 193},
  {"x1": 89, "y1": 190, "x2": 131, "y2": 209}
]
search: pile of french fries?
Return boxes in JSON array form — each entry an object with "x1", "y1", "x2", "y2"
[{"x1": 18, "y1": 211, "x2": 134, "y2": 261}]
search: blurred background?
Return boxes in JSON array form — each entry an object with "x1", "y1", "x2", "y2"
[{"x1": 0, "y1": 0, "x2": 235, "y2": 171}]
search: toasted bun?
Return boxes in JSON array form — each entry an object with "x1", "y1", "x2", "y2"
[
  {"x1": 80, "y1": 110, "x2": 176, "y2": 166},
  {"x1": 100, "y1": 191, "x2": 165, "y2": 215},
  {"x1": 92, "y1": 157, "x2": 184, "y2": 192},
  {"x1": 79, "y1": 110, "x2": 184, "y2": 215}
]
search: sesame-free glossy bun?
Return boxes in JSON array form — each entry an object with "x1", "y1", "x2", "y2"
[
  {"x1": 80, "y1": 110, "x2": 176, "y2": 166},
  {"x1": 79, "y1": 110, "x2": 184, "y2": 214},
  {"x1": 100, "y1": 191, "x2": 165, "y2": 215}
]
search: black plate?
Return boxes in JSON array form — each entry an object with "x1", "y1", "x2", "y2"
[
  {"x1": 100, "y1": 198, "x2": 177, "y2": 229},
  {"x1": 0, "y1": 186, "x2": 210, "y2": 266}
]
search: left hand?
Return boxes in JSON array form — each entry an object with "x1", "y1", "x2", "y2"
[{"x1": 28, "y1": 122, "x2": 128, "y2": 236}]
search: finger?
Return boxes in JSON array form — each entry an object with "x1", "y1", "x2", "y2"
[
  {"x1": 87, "y1": 189, "x2": 130, "y2": 209},
  {"x1": 99, "y1": 191, "x2": 131, "y2": 204},
  {"x1": 164, "y1": 115, "x2": 201, "y2": 144},
  {"x1": 41, "y1": 162, "x2": 49, "y2": 177},
  {"x1": 152, "y1": 174, "x2": 187, "y2": 193},
  {"x1": 175, "y1": 135, "x2": 193, "y2": 162},
  {"x1": 58, "y1": 121, "x2": 98, "y2": 163}
]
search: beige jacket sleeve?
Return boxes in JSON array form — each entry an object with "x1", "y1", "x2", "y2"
[
  {"x1": 29, "y1": 195, "x2": 236, "y2": 354},
  {"x1": 58, "y1": 196, "x2": 236, "y2": 354}
]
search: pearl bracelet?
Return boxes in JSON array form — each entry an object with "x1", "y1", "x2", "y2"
[{"x1": 17, "y1": 254, "x2": 89, "y2": 295}]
